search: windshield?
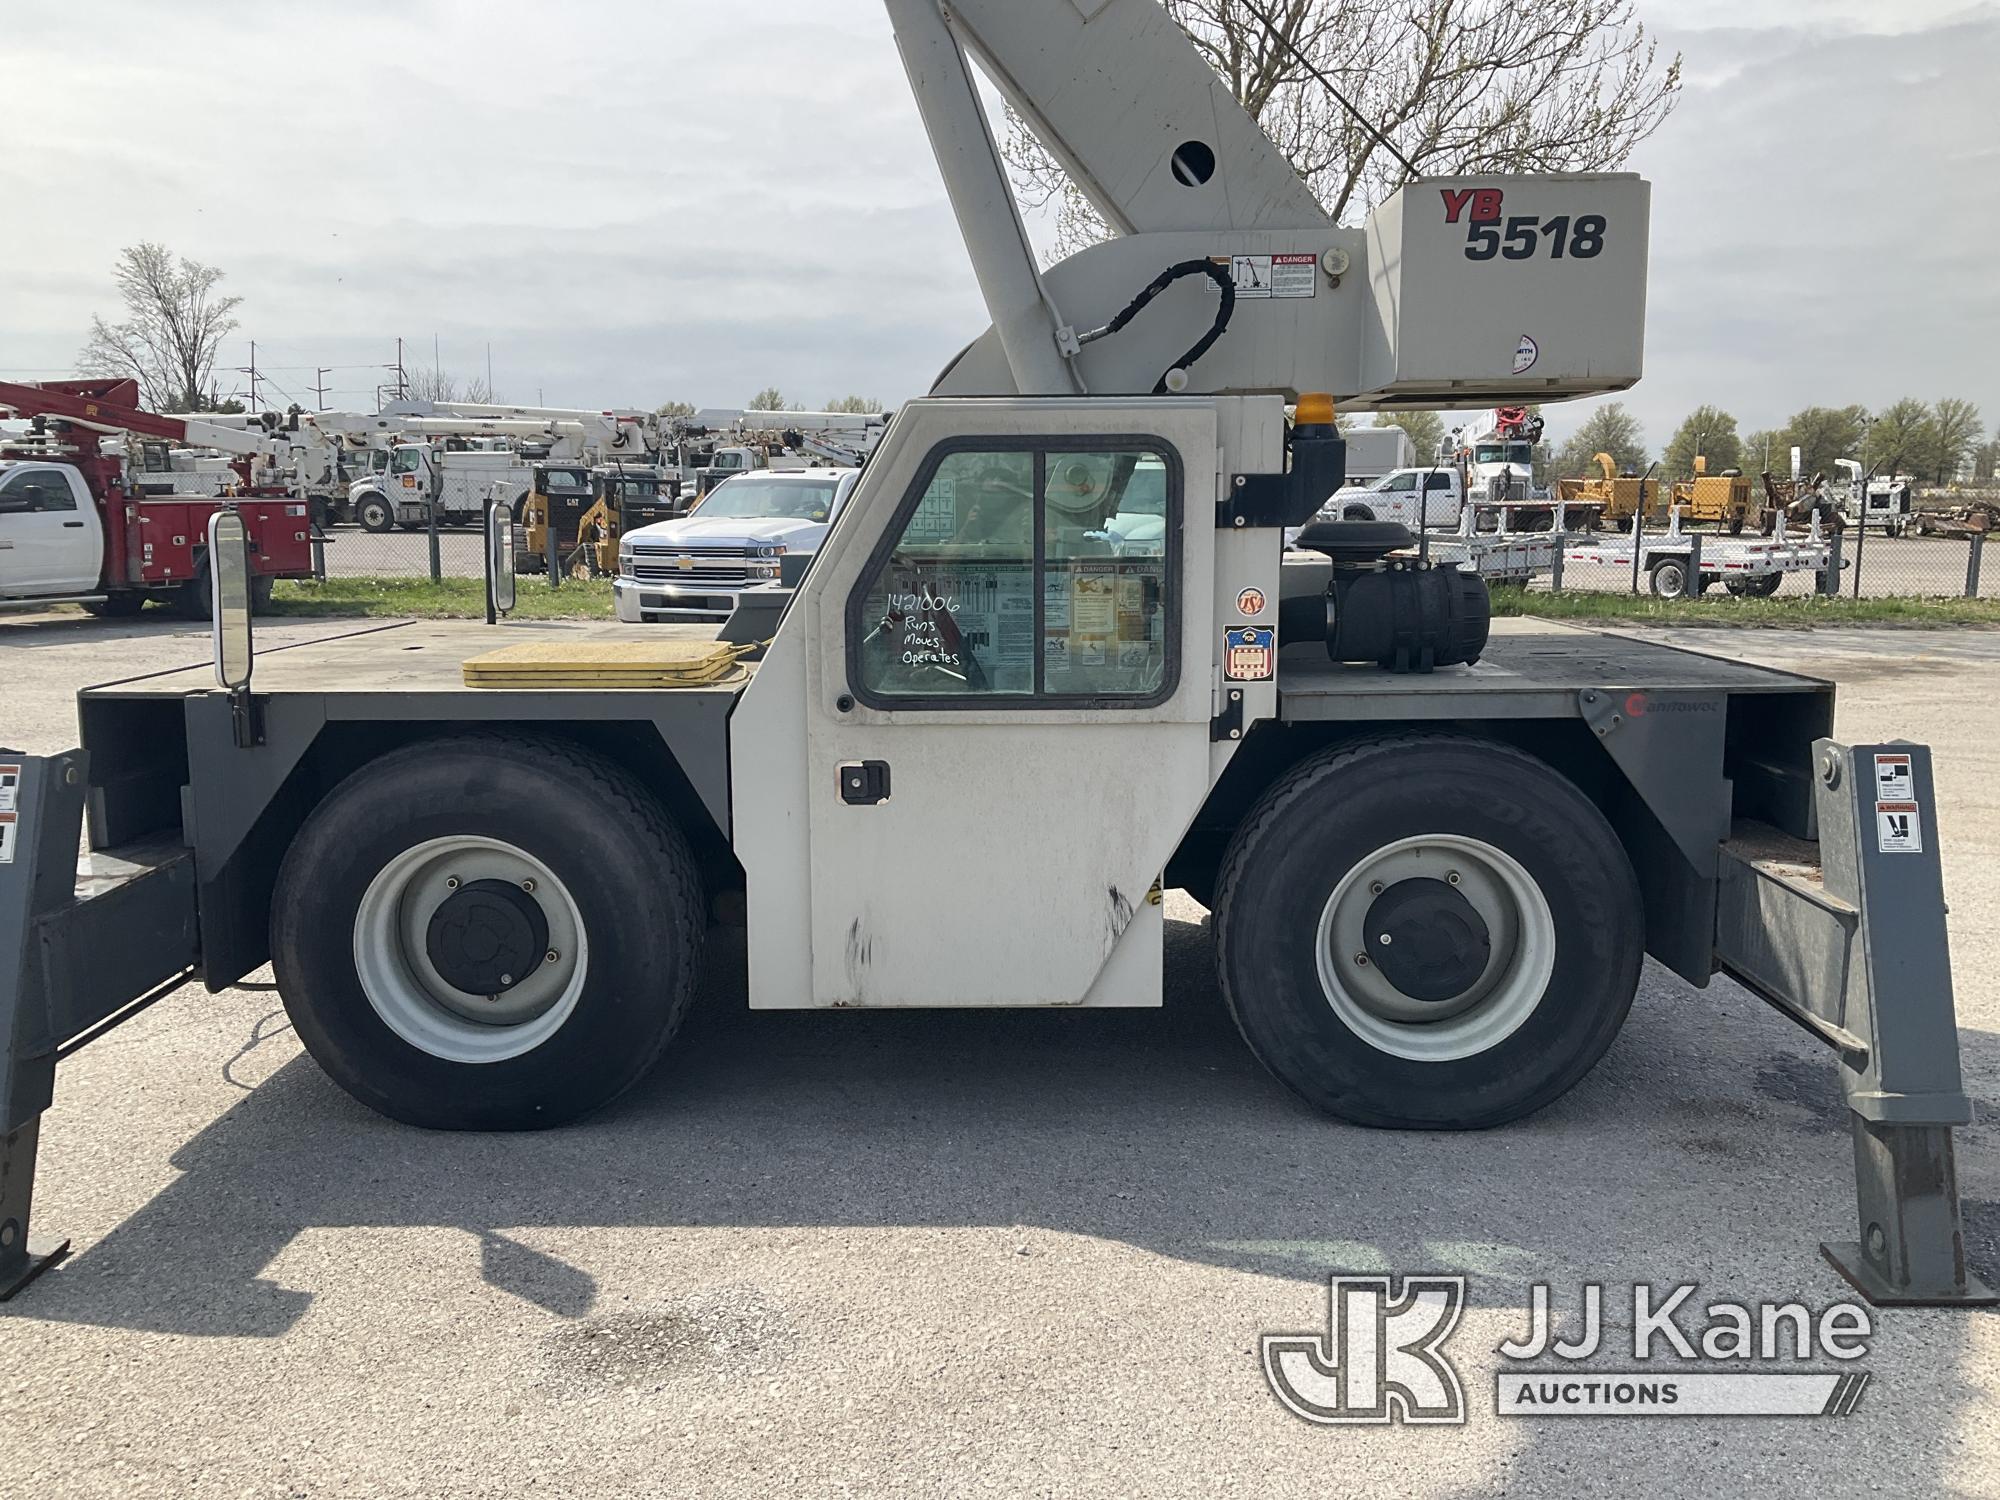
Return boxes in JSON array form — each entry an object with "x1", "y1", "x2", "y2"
[
  {"x1": 541, "y1": 468, "x2": 589, "y2": 492},
  {"x1": 1474, "y1": 442, "x2": 1533, "y2": 467},
  {"x1": 391, "y1": 446, "x2": 423, "y2": 474},
  {"x1": 694, "y1": 475, "x2": 838, "y2": 521}
]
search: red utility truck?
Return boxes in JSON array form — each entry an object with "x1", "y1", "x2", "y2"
[{"x1": 0, "y1": 378, "x2": 312, "y2": 618}]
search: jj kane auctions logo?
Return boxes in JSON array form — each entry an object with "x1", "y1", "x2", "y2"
[{"x1": 1264, "y1": 1277, "x2": 1873, "y2": 1423}]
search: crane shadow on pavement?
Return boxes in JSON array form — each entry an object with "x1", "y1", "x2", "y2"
[{"x1": 9, "y1": 912, "x2": 1997, "y2": 1345}]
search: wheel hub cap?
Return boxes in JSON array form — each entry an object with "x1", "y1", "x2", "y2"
[
  {"x1": 1362, "y1": 878, "x2": 1491, "y2": 1002},
  {"x1": 425, "y1": 879, "x2": 549, "y2": 995}
]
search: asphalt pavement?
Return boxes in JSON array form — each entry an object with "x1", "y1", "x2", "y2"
[{"x1": 3, "y1": 610, "x2": 1999, "y2": 1498}]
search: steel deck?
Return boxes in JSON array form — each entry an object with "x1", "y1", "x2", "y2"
[
  {"x1": 1277, "y1": 618, "x2": 1824, "y2": 719},
  {"x1": 81, "y1": 619, "x2": 752, "y2": 703}
]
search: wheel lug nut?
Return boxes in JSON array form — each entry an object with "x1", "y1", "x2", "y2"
[
  {"x1": 521, "y1": 878, "x2": 537, "y2": 893},
  {"x1": 498, "y1": 973, "x2": 513, "y2": 986},
  {"x1": 1354, "y1": 952, "x2": 1369, "y2": 966},
  {"x1": 545, "y1": 949, "x2": 559, "y2": 964},
  {"x1": 444, "y1": 875, "x2": 460, "y2": 890},
  {"x1": 1369, "y1": 881, "x2": 1384, "y2": 895},
  {"x1": 1446, "y1": 871, "x2": 1461, "y2": 885},
  {"x1": 1378, "y1": 933, "x2": 1393, "y2": 945}
]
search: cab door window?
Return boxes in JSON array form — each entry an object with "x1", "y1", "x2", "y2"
[
  {"x1": 0, "y1": 470, "x2": 78, "y2": 512},
  {"x1": 849, "y1": 441, "x2": 1178, "y2": 706}
]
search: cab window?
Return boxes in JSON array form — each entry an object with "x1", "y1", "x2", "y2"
[
  {"x1": 0, "y1": 469, "x2": 78, "y2": 513},
  {"x1": 849, "y1": 441, "x2": 1177, "y2": 706},
  {"x1": 390, "y1": 447, "x2": 423, "y2": 474}
]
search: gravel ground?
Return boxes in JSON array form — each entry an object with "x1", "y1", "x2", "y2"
[{"x1": 3, "y1": 610, "x2": 1999, "y2": 1498}]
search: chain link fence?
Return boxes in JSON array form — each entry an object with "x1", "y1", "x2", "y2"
[
  {"x1": 1487, "y1": 491, "x2": 1998, "y2": 602},
  {"x1": 307, "y1": 498, "x2": 613, "y2": 589}
]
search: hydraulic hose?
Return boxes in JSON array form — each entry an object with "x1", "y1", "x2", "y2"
[{"x1": 1074, "y1": 258, "x2": 1236, "y2": 394}]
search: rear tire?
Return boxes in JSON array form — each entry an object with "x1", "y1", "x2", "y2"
[
  {"x1": 356, "y1": 494, "x2": 394, "y2": 533},
  {"x1": 272, "y1": 735, "x2": 704, "y2": 1130},
  {"x1": 173, "y1": 560, "x2": 212, "y2": 620},
  {"x1": 1214, "y1": 735, "x2": 1643, "y2": 1129}
]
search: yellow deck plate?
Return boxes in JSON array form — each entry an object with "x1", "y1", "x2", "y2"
[{"x1": 462, "y1": 639, "x2": 755, "y2": 689}]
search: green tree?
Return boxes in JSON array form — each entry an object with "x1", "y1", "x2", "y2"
[
  {"x1": 1862, "y1": 398, "x2": 1938, "y2": 479},
  {"x1": 657, "y1": 399, "x2": 696, "y2": 418},
  {"x1": 747, "y1": 387, "x2": 787, "y2": 411},
  {"x1": 1777, "y1": 404, "x2": 1867, "y2": 482},
  {"x1": 1972, "y1": 438, "x2": 2000, "y2": 484},
  {"x1": 1740, "y1": 429, "x2": 1785, "y2": 476},
  {"x1": 1929, "y1": 398, "x2": 1983, "y2": 483},
  {"x1": 1373, "y1": 410, "x2": 1446, "y2": 462},
  {"x1": 1660, "y1": 405, "x2": 1741, "y2": 479},
  {"x1": 824, "y1": 395, "x2": 883, "y2": 414},
  {"x1": 1552, "y1": 402, "x2": 1647, "y2": 478}
]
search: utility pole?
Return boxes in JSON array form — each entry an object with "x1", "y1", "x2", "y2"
[
  {"x1": 234, "y1": 340, "x2": 261, "y2": 410},
  {"x1": 312, "y1": 368, "x2": 332, "y2": 411}
]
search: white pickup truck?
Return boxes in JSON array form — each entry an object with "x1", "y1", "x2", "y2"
[
  {"x1": 614, "y1": 467, "x2": 860, "y2": 623},
  {"x1": 1293, "y1": 466, "x2": 1464, "y2": 539}
]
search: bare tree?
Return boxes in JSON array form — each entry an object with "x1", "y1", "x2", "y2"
[
  {"x1": 404, "y1": 368, "x2": 495, "y2": 405},
  {"x1": 747, "y1": 387, "x2": 788, "y2": 411},
  {"x1": 1005, "y1": 0, "x2": 1681, "y2": 256},
  {"x1": 77, "y1": 243, "x2": 243, "y2": 411}
]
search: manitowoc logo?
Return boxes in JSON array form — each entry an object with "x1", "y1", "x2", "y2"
[{"x1": 1262, "y1": 1276, "x2": 1467, "y2": 1425}]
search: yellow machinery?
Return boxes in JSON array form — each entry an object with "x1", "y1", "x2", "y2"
[
  {"x1": 1671, "y1": 456, "x2": 1755, "y2": 533},
  {"x1": 1558, "y1": 452, "x2": 1662, "y2": 527}
]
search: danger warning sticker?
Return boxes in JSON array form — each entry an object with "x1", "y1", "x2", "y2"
[
  {"x1": 1876, "y1": 802, "x2": 1921, "y2": 854},
  {"x1": 1225, "y1": 253, "x2": 1316, "y2": 299},
  {"x1": 1873, "y1": 752, "x2": 1914, "y2": 803},
  {"x1": 0, "y1": 811, "x2": 15, "y2": 866},
  {"x1": 0, "y1": 763, "x2": 18, "y2": 815}
]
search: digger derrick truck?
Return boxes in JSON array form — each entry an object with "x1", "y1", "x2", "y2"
[
  {"x1": 0, "y1": 378, "x2": 313, "y2": 619},
  {"x1": 0, "y1": 0, "x2": 1988, "y2": 1310}
]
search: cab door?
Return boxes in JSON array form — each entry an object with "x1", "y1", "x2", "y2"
[
  {"x1": 0, "y1": 467, "x2": 97, "y2": 596},
  {"x1": 732, "y1": 399, "x2": 1221, "y2": 1009}
]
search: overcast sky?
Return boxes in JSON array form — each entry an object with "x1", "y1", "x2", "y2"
[{"x1": 2, "y1": 1, "x2": 1993, "y2": 455}]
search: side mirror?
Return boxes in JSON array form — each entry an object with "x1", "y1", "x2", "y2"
[
  {"x1": 208, "y1": 510, "x2": 253, "y2": 692},
  {"x1": 487, "y1": 496, "x2": 516, "y2": 620}
]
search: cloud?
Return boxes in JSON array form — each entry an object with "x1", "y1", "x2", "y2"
[
  {"x1": 1540, "y1": 2, "x2": 2000, "y2": 453},
  {"x1": 1, "y1": 0, "x2": 1991, "y2": 449}
]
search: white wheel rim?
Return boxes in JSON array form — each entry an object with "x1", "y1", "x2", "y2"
[
  {"x1": 1313, "y1": 834, "x2": 1556, "y2": 1062},
  {"x1": 352, "y1": 835, "x2": 587, "y2": 1064}
]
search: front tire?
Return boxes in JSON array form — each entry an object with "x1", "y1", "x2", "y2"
[
  {"x1": 272, "y1": 735, "x2": 703, "y2": 1130},
  {"x1": 82, "y1": 592, "x2": 147, "y2": 619},
  {"x1": 1214, "y1": 735, "x2": 1643, "y2": 1129},
  {"x1": 356, "y1": 494, "x2": 394, "y2": 533}
]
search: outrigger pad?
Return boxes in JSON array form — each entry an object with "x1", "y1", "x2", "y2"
[{"x1": 461, "y1": 639, "x2": 758, "y2": 690}]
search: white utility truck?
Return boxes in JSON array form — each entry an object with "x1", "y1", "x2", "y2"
[{"x1": 0, "y1": 0, "x2": 1985, "y2": 1310}]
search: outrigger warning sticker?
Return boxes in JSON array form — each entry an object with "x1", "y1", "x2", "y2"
[
  {"x1": 0, "y1": 812, "x2": 15, "y2": 865},
  {"x1": 1224, "y1": 625, "x2": 1276, "y2": 681}
]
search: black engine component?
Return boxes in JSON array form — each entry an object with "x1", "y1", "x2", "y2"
[{"x1": 1286, "y1": 519, "x2": 1489, "y2": 674}]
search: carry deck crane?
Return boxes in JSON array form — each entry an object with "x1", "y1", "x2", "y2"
[{"x1": 0, "y1": 0, "x2": 1986, "y2": 1310}]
